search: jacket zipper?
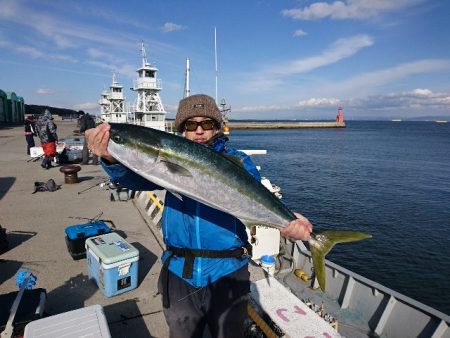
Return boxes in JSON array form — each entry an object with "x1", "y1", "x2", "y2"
[{"x1": 195, "y1": 201, "x2": 201, "y2": 285}]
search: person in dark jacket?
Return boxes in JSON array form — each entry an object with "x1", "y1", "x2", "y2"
[
  {"x1": 85, "y1": 94, "x2": 313, "y2": 338},
  {"x1": 35, "y1": 109, "x2": 58, "y2": 169},
  {"x1": 78, "y1": 110, "x2": 98, "y2": 165},
  {"x1": 24, "y1": 115, "x2": 36, "y2": 155}
]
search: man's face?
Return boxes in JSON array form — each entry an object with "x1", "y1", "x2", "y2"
[{"x1": 182, "y1": 117, "x2": 218, "y2": 144}]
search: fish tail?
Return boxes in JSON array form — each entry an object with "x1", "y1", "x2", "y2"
[{"x1": 309, "y1": 231, "x2": 372, "y2": 291}]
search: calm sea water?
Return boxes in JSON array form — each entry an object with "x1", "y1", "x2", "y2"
[{"x1": 228, "y1": 121, "x2": 450, "y2": 315}]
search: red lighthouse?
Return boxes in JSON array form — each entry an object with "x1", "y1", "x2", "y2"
[{"x1": 336, "y1": 106, "x2": 344, "y2": 123}]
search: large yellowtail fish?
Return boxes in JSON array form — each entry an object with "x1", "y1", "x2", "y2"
[{"x1": 108, "y1": 123, "x2": 371, "y2": 291}]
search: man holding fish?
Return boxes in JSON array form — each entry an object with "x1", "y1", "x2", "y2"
[{"x1": 86, "y1": 94, "x2": 313, "y2": 338}]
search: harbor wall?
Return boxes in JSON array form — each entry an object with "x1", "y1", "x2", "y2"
[{"x1": 227, "y1": 121, "x2": 345, "y2": 129}]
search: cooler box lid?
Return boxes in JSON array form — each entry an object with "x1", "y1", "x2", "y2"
[
  {"x1": 86, "y1": 232, "x2": 138, "y2": 265},
  {"x1": 65, "y1": 221, "x2": 111, "y2": 240},
  {"x1": 24, "y1": 304, "x2": 111, "y2": 338}
]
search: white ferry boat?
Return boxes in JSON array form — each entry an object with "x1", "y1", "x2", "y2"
[{"x1": 98, "y1": 42, "x2": 167, "y2": 131}]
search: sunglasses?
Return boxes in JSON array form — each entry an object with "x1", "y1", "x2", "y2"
[{"x1": 184, "y1": 120, "x2": 217, "y2": 132}]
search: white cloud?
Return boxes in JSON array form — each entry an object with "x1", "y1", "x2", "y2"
[
  {"x1": 341, "y1": 88, "x2": 450, "y2": 119},
  {"x1": 273, "y1": 34, "x2": 373, "y2": 75},
  {"x1": 328, "y1": 59, "x2": 450, "y2": 96},
  {"x1": 297, "y1": 97, "x2": 340, "y2": 107},
  {"x1": 87, "y1": 48, "x2": 109, "y2": 59},
  {"x1": 0, "y1": 0, "x2": 135, "y2": 50},
  {"x1": 0, "y1": 39, "x2": 77, "y2": 62},
  {"x1": 235, "y1": 98, "x2": 341, "y2": 114},
  {"x1": 238, "y1": 103, "x2": 291, "y2": 113},
  {"x1": 293, "y1": 29, "x2": 307, "y2": 37},
  {"x1": 410, "y1": 88, "x2": 432, "y2": 97},
  {"x1": 282, "y1": 0, "x2": 424, "y2": 21},
  {"x1": 162, "y1": 22, "x2": 187, "y2": 33},
  {"x1": 36, "y1": 88, "x2": 55, "y2": 95},
  {"x1": 239, "y1": 35, "x2": 373, "y2": 92},
  {"x1": 233, "y1": 88, "x2": 450, "y2": 119}
]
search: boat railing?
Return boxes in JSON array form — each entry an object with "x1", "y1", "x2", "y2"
[
  {"x1": 290, "y1": 241, "x2": 450, "y2": 337},
  {"x1": 133, "y1": 79, "x2": 162, "y2": 91}
]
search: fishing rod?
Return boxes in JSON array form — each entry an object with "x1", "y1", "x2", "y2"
[
  {"x1": 77, "y1": 178, "x2": 111, "y2": 195},
  {"x1": 67, "y1": 212, "x2": 116, "y2": 230},
  {"x1": 27, "y1": 154, "x2": 44, "y2": 162},
  {"x1": 68, "y1": 211, "x2": 104, "y2": 222}
]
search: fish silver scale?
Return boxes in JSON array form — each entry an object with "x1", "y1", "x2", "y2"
[{"x1": 107, "y1": 124, "x2": 294, "y2": 229}]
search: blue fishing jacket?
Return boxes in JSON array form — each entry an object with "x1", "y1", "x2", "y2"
[{"x1": 102, "y1": 136, "x2": 261, "y2": 287}]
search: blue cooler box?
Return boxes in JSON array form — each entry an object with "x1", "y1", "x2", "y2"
[{"x1": 86, "y1": 232, "x2": 139, "y2": 298}]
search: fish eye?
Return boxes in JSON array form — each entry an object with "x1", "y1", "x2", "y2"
[{"x1": 112, "y1": 134, "x2": 122, "y2": 143}]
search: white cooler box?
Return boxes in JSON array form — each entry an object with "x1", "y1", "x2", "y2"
[
  {"x1": 30, "y1": 144, "x2": 65, "y2": 158},
  {"x1": 86, "y1": 232, "x2": 139, "y2": 298},
  {"x1": 24, "y1": 304, "x2": 111, "y2": 338}
]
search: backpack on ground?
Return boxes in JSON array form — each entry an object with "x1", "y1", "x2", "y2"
[{"x1": 32, "y1": 179, "x2": 61, "y2": 194}]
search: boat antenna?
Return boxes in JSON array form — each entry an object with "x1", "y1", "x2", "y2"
[
  {"x1": 184, "y1": 58, "x2": 190, "y2": 98},
  {"x1": 214, "y1": 26, "x2": 218, "y2": 104},
  {"x1": 141, "y1": 40, "x2": 148, "y2": 67}
]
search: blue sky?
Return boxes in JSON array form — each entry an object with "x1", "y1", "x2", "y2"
[{"x1": 1, "y1": 0, "x2": 449, "y2": 120}]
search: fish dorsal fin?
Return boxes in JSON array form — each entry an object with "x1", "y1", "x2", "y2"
[
  {"x1": 159, "y1": 160, "x2": 193, "y2": 177},
  {"x1": 223, "y1": 154, "x2": 245, "y2": 168}
]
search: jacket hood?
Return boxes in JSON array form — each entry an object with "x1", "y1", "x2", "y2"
[{"x1": 44, "y1": 109, "x2": 52, "y2": 119}]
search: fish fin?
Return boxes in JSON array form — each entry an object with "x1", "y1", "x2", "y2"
[
  {"x1": 310, "y1": 231, "x2": 372, "y2": 291},
  {"x1": 159, "y1": 160, "x2": 193, "y2": 177},
  {"x1": 167, "y1": 190, "x2": 183, "y2": 201},
  {"x1": 239, "y1": 218, "x2": 269, "y2": 229}
]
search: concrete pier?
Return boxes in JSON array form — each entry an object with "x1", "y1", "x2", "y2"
[{"x1": 0, "y1": 121, "x2": 168, "y2": 337}]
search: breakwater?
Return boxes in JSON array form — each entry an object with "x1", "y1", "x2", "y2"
[{"x1": 227, "y1": 121, "x2": 345, "y2": 129}]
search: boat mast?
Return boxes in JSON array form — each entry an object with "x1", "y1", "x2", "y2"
[
  {"x1": 141, "y1": 41, "x2": 148, "y2": 68},
  {"x1": 214, "y1": 27, "x2": 218, "y2": 104}
]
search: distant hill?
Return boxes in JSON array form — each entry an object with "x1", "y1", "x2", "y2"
[{"x1": 25, "y1": 104, "x2": 79, "y2": 119}]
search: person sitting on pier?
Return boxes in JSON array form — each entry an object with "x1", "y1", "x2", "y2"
[{"x1": 85, "y1": 94, "x2": 313, "y2": 338}]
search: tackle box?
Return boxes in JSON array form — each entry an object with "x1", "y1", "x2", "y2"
[
  {"x1": 24, "y1": 304, "x2": 111, "y2": 338},
  {"x1": 64, "y1": 221, "x2": 111, "y2": 260},
  {"x1": 86, "y1": 232, "x2": 139, "y2": 298}
]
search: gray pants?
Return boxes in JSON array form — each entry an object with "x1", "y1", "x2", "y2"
[
  {"x1": 82, "y1": 137, "x2": 98, "y2": 165},
  {"x1": 163, "y1": 265, "x2": 250, "y2": 338}
]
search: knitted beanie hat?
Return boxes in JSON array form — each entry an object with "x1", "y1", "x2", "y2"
[{"x1": 174, "y1": 94, "x2": 222, "y2": 132}]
